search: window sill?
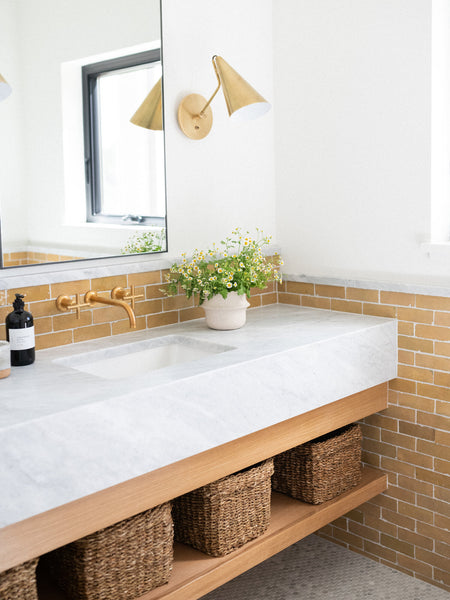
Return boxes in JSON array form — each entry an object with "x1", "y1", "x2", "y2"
[{"x1": 62, "y1": 222, "x2": 162, "y2": 233}]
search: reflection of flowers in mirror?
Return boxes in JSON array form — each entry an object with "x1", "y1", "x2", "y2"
[
  {"x1": 164, "y1": 228, "x2": 283, "y2": 305},
  {"x1": 121, "y1": 229, "x2": 166, "y2": 254}
]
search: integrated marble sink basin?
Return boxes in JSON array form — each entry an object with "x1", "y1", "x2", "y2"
[{"x1": 53, "y1": 335, "x2": 234, "y2": 380}]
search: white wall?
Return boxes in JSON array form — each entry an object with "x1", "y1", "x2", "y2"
[
  {"x1": 6, "y1": 0, "x2": 445, "y2": 287},
  {"x1": 274, "y1": 0, "x2": 450, "y2": 284},
  {"x1": 161, "y1": 0, "x2": 276, "y2": 256}
]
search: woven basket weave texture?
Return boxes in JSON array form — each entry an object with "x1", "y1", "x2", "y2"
[
  {"x1": 272, "y1": 423, "x2": 362, "y2": 504},
  {"x1": 173, "y1": 459, "x2": 274, "y2": 557},
  {"x1": 45, "y1": 502, "x2": 173, "y2": 600},
  {"x1": 0, "y1": 558, "x2": 39, "y2": 600}
]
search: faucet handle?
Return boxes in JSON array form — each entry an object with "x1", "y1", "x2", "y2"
[
  {"x1": 56, "y1": 294, "x2": 90, "y2": 319},
  {"x1": 111, "y1": 286, "x2": 144, "y2": 310}
]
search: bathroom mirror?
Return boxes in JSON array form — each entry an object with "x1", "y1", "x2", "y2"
[{"x1": 0, "y1": 0, "x2": 166, "y2": 269}]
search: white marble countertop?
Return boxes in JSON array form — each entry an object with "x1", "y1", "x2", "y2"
[{"x1": 0, "y1": 304, "x2": 397, "y2": 528}]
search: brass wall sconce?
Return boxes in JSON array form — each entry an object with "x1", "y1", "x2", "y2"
[
  {"x1": 177, "y1": 55, "x2": 271, "y2": 140},
  {"x1": 0, "y1": 73, "x2": 12, "y2": 102},
  {"x1": 130, "y1": 77, "x2": 163, "y2": 131}
]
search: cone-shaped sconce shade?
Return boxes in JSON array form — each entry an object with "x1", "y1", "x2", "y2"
[
  {"x1": 213, "y1": 56, "x2": 270, "y2": 121},
  {"x1": 130, "y1": 77, "x2": 163, "y2": 131},
  {"x1": 0, "y1": 73, "x2": 12, "y2": 102}
]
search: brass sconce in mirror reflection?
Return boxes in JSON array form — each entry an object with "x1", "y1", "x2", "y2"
[
  {"x1": 178, "y1": 55, "x2": 271, "y2": 140},
  {"x1": 0, "y1": 73, "x2": 12, "y2": 102},
  {"x1": 130, "y1": 77, "x2": 163, "y2": 131}
]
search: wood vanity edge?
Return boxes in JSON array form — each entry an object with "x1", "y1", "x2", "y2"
[{"x1": 0, "y1": 382, "x2": 388, "y2": 572}]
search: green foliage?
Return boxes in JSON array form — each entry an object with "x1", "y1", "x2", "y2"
[
  {"x1": 121, "y1": 229, "x2": 166, "y2": 254},
  {"x1": 164, "y1": 228, "x2": 283, "y2": 305}
]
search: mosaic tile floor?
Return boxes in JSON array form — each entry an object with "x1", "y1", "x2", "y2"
[{"x1": 202, "y1": 535, "x2": 449, "y2": 600}]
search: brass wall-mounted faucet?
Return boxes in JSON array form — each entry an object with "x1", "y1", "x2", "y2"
[
  {"x1": 56, "y1": 286, "x2": 142, "y2": 329},
  {"x1": 84, "y1": 290, "x2": 137, "y2": 328}
]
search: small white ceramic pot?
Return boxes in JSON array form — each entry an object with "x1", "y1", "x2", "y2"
[
  {"x1": 202, "y1": 291, "x2": 250, "y2": 330},
  {"x1": 0, "y1": 341, "x2": 11, "y2": 379}
]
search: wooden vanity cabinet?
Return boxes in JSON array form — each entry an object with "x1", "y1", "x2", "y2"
[{"x1": 2, "y1": 383, "x2": 388, "y2": 600}]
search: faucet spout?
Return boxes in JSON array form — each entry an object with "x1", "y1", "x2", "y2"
[{"x1": 84, "y1": 290, "x2": 137, "y2": 328}]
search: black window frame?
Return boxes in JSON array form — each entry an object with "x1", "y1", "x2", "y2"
[{"x1": 82, "y1": 49, "x2": 164, "y2": 226}]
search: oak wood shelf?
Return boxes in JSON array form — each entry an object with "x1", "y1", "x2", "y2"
[{"x1": 38, "y1": 467, "x2": 386, "y2": 600}]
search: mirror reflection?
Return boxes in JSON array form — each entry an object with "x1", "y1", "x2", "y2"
[{"x1": 0, "y1": 0, "x2": 166, "y2": 269}]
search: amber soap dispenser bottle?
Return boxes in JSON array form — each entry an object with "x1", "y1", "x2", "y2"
[{"x1": 5, "y1": 293, "x2": 35, "y2": 366}]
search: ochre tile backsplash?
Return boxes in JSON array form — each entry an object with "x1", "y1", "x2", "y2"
[
  {"x1": 0, "y1": 271, "x2": 277, "y2": 350},
  {"x1": 279, "y1": 280, "x2": 450, "y2": 592}
]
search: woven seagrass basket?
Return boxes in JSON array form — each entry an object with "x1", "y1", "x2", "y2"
[
  {"x1": 0, "y1": 558, "x2": 39, "y2": 600},
  {"x1": 45, "y1": 503, "x2": 173, "y2": 600},
  {"x1": 173, "y1": 459, "x2": 274, "y2": 557},
  {"x1": 272, "y1": 423, "x2": 362, "y2": 504}
]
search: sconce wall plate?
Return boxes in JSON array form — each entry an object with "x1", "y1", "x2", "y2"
[{"x1": 178, "y1": 93, "x2": 213, "y2": 140}]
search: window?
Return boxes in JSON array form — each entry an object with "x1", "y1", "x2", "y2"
[{"x1": 82, "y1": 50, "x2": 165, "y2": 226}]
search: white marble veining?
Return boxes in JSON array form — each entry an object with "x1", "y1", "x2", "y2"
[{"x1": 0, "y1": 304, "x2": 397, "y2": 528}]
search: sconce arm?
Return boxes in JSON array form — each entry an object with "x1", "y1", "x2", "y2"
[{"x1": 199, "y1": 56, "x2": 222, "y2": 117}]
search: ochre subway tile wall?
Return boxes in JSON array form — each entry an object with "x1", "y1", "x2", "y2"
[
  {"x1": 279, "y1": 280, "x2": 450, "y2": 592},
  {"x1": 0, "y1": 271, "x2": 277, "y2": 350}
]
